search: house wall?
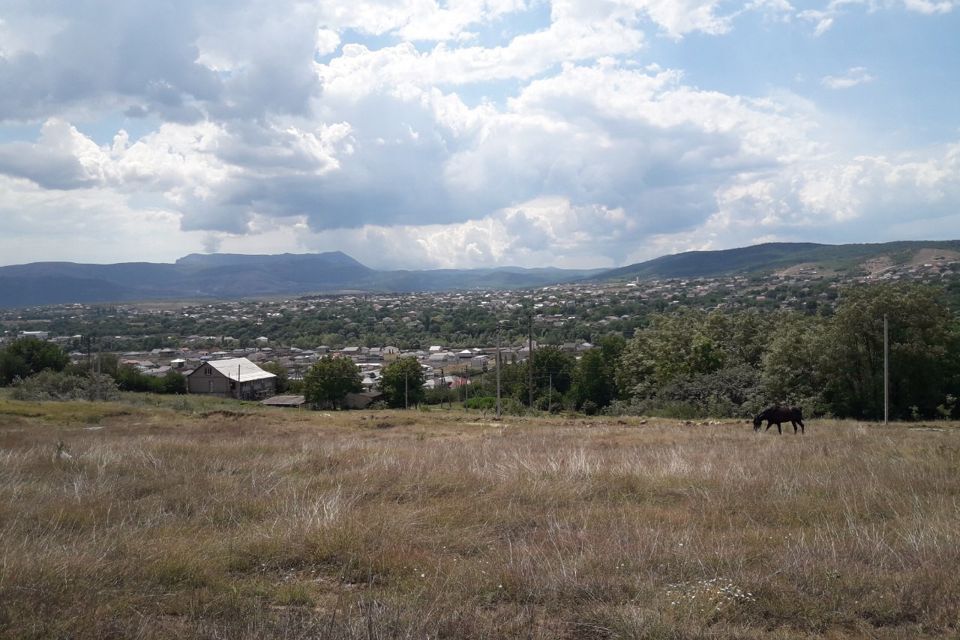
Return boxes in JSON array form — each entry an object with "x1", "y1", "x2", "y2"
[
  {"x1": 188, "y1": 366, "x2": 233, "y2": 397},
  {"x1": 238, "y1": 378, "x2": 276, "y2": 400}
]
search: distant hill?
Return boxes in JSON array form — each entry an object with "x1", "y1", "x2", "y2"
[
  {"x1": 4, "y1": 241, "x2": 958, "y2": 308},
  {"x1": 594, "y1": 240, "x2": 960, "y2": 281},
  {"x1": 0, "y1": 252, "x2": 603, "y2": 308}
]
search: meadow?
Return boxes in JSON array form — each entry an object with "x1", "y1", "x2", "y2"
[{"x1": 1, "y1": 395, "x2": 958, "y2": 639}]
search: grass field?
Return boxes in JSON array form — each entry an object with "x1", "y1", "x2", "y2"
[{"x1": 1, "y1": 395, "x2": 958, "y2": 639}]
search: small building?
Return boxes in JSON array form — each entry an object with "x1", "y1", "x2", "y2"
[
  {"x1": 261, "y1": 395, "x2": 307, "y2": 409},
  {"x1": 344, "y1": 391, "x2": 384, "y2": 409},
  {"x1": 187, "y1": 357, "x2": 276, "y2": 400}
]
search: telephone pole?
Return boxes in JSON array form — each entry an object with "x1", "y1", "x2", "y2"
[
  {"x1": 405, "y1": 371, "x2": 409, "y2": 410},
  {"x1": 884, "y1": 314, "x2": 889, "y2": 425},
  {"x1": 496, "y1": 326, "x2": 502, "y2": 419},
  {"x1": 547, "y1": 372, "x2": 552, "y2": 413},
  {"x1": 527, "y1": 311, "x2": 534, "y2": 408}
]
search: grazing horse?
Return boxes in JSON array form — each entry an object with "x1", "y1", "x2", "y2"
[{"x1": 753, "y1": 406, "x2": 805, "y2": 434}]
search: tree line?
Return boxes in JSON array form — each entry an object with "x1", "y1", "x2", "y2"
[
  {"x1": 0, "y1": 341, "x2": 187, "y2": 397},
  {"x1": 367, "y1": 283, "x2": 957, "y2": 420}
]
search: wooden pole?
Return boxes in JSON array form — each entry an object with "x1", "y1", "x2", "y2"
[
  {"x1": 496, "y1": 327, "x2": 501, "y2": 419},
  {"x1": 528, "y1": 312, "x2": 534, "y2": 408},
  {"x1": 884, "y1": 314, "x2": 889, "y2": 425}
]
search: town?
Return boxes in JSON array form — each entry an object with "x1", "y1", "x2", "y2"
[{"x1": 2, "y1": 255, "x2": 958, "y2": 409}]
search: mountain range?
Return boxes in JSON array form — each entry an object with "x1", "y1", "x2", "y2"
[{"x1": 1, "y1": 240, "x2": 958, "y2": 308}]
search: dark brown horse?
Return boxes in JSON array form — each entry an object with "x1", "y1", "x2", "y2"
[{"x1": 753, "y1": 406, "x2": 804, "y2": 434}]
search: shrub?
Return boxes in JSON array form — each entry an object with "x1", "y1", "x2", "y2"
[
  {"x1": 464, "y1": 396, "x2": 496, "y2": 411},
  {"x1": 11, "y1": 371, "x2": 119, "y2": 402}
]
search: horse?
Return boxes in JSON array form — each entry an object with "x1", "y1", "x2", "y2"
[{"x1": 753, "y1": 406, "x2": 804, "y2": 434}]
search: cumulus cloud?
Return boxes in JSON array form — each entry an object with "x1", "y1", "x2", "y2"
[
  {"x1": 821, "y1": 67, "x2": 875, "y2": 89},
  {"x1": 901, "y1": 0, "x2": 957, "y2": 13},
  {"x1": 0, "y1": 0, "x2": 955, "y2": 269},
  {"x1": 799, "y1": 0, "x2": 956, "y2": 35}
]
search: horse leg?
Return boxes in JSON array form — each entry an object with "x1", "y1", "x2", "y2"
[
  {"x1": 791, "y1": 420, "x2": 798, "y2": 434},
  {"x1": 776, "y1": 422, "x2": 782, "y2": 435},
  {"x1": 765, "y1": 421, "x2": 772, "y2": 432},
  {"x1": 798, "y1": 419, "x2": 805, "y2": 434}
]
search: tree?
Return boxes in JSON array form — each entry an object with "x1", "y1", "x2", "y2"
[
  {"x1": 761, "y1": 317, "x2": 830, "y2": 413},
  {"x1": 572, "y1": 348, "x2": 617, "y2": 410},
  {"x1": 819, "y1": 284, "x2": 960, "y2": 419},
  {"x1": 380, "y1": 357, "x2": 425, "y2": 408},
  {"x1": 532, "y1": 346, "x2": 575, "y2": 396},
  {"x1": 0, "y1": 338, "x2": 69, "y2": 385},
  {"x1": 115, "y1": 365, "x2": 156, "y2": 392},
  {"x1": 158, "y1": 370, "x2": 187, "y2": 394},
  {"x1": 304, "y1": 356, "x2": 362, "y2": 409}
]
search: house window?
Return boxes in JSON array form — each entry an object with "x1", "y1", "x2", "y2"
[{"x1": 205, "y1": 366, "x2": 212, "y2": 375}]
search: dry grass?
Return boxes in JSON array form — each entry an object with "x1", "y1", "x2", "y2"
[{"x1": 1, "y1": 398, "x2": 959, "y2": 639}]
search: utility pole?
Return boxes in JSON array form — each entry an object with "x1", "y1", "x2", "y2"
[
  {"x1": 405, "y1": 370, "x2": 409, "y2": 410},
  {"x1": 884, "y1": 314, "x2": 889, "y2": 425},
  {"x1": 528, "y1": 311, "x2": 534, "y2": 408},
  {"x1": 548, "y1": 372, "x2": 552, "y2": 414},
  {"x1": 496, "y1": 326, "x2": 502, "y2": 419}
]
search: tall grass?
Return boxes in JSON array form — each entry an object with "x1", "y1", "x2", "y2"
[{"x1": 1, "y1": 400, "x2": 958, "y2": 638}]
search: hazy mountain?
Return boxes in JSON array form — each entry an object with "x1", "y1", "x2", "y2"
[
  {"x1": 594, "y1": 240, "x2": 960, "y2": 281},
  {"x1": 0, "y1": 252, "x2": 602, "y2": 308},
  {"x1": 3, "y1": 241, "x2": 958, "y2": 308}
]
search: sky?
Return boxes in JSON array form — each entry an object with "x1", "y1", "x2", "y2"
[{"x1": 0, "y1": 0, "x2": 958, "y2": 270}]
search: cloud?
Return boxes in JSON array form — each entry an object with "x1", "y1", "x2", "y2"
[
  {"x1": 799, "y1": 0, "x2": 956, "y2": 36},
  {"x1": 821, "y1": 67, "x2": 875, "y2": 89},
  {"x1": 0, "y1": 119, "x2": 106, "y2": 189},
  {"x1": 204, "y1": 139, "x2": 960, "y2": 269},
  {"x1": 901, "y1": 0, "x2": 957, "y2": 13},
  {"x1": 0, "y1": 174, "x2": 196, "y2": 266},
  {"x1": 0, "y1": 0, "x2": 956, "y2": 270}
]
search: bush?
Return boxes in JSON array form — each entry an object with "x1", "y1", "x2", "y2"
[
  {"x1": 0, "y1": 338, "x2": 70, "y2": 385},
  {"x1": 11, "y1": 371, "x2": 119, "y2": 402},
  {"x1": 114, "y1": 366, "x2": 186, "y2": 395},
  {"x1": 464, "y1": 396, "x2": 496, "y2": 411},
  {"x1": 424, "y1": 387, "x2": 458, "y2": 406}
]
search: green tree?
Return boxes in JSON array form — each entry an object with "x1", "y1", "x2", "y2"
[
  {"x1": 158, "y1": 370, "x2": 187, "y2": 394},
  {"x1": 761, "y1": 316, "x2": 830, "y2": 412},
  {"x1": 820, "y1": 284, "x2": 960, "y2": 419},
  {"x1": 617, "y1": 311, "x2": 730, "y2": 396},
  {"x1": 304, "y1": 356, "x2": 362, "y2": 409},
  {"x1": 572, "y1": 348, "x2": 618, "y2": 410},
  {"x1": 115, "y1": 365, "x2": 157, "y2": 392},
  {"x1": 532, "y1": 346, "x2": 575, "y2": 395},
  {"x1": 0, "y1": 338, "x2": 70, "y2": 385},
  {"x1": 380, "y1": 357, "x2": 425, "y2": 408}
]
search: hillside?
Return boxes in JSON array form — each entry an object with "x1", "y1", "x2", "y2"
[
  {"x1": 596, "y1": 240, "x2": 960, "y2": 281},
  {"x1": 0, "y1": 252, "x2": 602, "y2": 308},
  {"x1": 3, "y1": 240, "x2": 960, "y2": 308}
]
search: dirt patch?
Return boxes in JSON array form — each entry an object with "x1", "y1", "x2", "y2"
[
  {"x1": 775, "y1": 262, "x2": 824, "y2": 277},
  {"x1": 909, "y1": 247, "x2": 960, "y2": 266},
  {"x1": 199, "y1": 410, "x2": 259, "y2": 420},
  {"x1": 860, "y1": 255, "x2": 894, "y2": 275}
]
